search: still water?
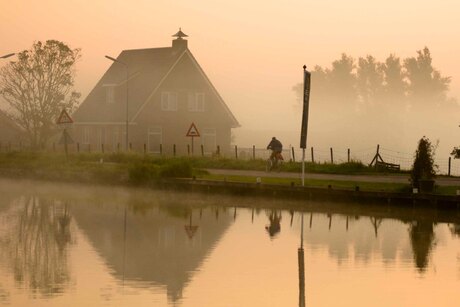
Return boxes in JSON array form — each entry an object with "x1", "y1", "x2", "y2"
[{"x1": 0, "y1": 178, "x2": 459, "y2": 306}]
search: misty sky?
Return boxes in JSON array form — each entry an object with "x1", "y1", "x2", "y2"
[{"x1": 1, "y1": 0, "x2": 459, "y2": 149}]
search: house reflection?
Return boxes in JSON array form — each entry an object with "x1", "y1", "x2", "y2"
[{"x1": 70, "y1": 201, "x2": 233, "y2": 304}]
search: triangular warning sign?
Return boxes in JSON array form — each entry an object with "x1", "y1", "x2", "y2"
[
  {"x1": 184, "y1": 225, "x2": 199, "y2": 239},
  {"x1": 186, "y1": 122, "x2": 200, "y2": 137},
  {"x1": 56, "y1": 109, "x2": 73, "y2": 124}
]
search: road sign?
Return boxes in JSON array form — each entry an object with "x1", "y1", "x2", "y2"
[
  {"x1": 186, "y1": 122, "x2": 200, "y2": 137},
  {"x1": 184, "y1": 225, "x2": 199, "y2": 239},
  {"x1": 56, "y1": 109, "x2": 73, "y2": 125},
  {"x1": 59, "y1": 129, "x2": 74, "y2": 145}
]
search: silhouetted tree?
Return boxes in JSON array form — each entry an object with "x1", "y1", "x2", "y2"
[
  {"x1": 404, "y1": 47, "x2": 451, "y2": 107},
  {"x1": 0, "y1": 40, "x2": 81, "y2": 148},
  {"x1": 381, "y1": 54, "x2": 407, "y2": 105},
  {"x1": 329, "y1": 53, "x2": 357, "y2": 106},
  {"x1": 356, "y1": 55, "x2": 384, "y2": 106}
]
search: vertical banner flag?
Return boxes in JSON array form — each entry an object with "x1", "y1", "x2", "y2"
[{"x1": 300, "y1": 65, "x2": 311, "y2": 149}]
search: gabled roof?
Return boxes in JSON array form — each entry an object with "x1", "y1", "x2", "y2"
[{"x1": 74, "y1": 45, "x2": 239, "y2": 128}]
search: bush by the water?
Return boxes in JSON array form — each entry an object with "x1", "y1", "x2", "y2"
[{"x1": 159, "y1": 159, "x2": 193, "y2": 178}]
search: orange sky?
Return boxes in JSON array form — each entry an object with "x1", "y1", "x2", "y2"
[{"x1": 0, "y1": 0, "x2": 459, "y2": 133}]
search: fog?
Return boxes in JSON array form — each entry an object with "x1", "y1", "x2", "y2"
[{"x1": 1, "y1": 0, "x2": 459, "y2": 167}]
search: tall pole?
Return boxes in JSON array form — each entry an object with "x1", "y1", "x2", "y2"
[
  {"x1": 300, "y1": 65, "x2": 311, "y2": 187},
  {"x1": 125, "y1": 65, "x2": 129, "y2": 151}
]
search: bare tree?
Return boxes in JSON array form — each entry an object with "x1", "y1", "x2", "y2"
[{"x1": 0, "y1": 40, "x2": 81, "y2": 148}]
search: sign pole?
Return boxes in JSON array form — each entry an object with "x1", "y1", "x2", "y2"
[
  {"x1": 299, "y1": 65, "x2": 311, "y2": 187},
  {"x1": 64, "y1": 127, "x2": 68, "y2": 158},
  {"x1": 191, "y1": 136, "x2": 194, "y2": 155}
]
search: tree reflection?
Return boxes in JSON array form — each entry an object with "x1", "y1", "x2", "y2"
[
  {"x1": 2, "y1": 197, "x2": 72, "y2": 295},
  {"x1": 409, "y1": 221, "x2": 435, "y2": 272}
]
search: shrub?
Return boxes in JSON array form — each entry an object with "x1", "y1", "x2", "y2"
[
  {"x1": 159, "y1": 160, "x2": 192, "y2": 178},
  {"x1": 128, "y1": 162, "x2": 158, "y2": 184},
  {"x1": 411, "y1": 137, "x2": 436, "y2": 187}
]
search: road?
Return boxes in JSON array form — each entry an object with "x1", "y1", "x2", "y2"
[{"x1": 206, "y1": 169, "x2": 460, "y2": 187}]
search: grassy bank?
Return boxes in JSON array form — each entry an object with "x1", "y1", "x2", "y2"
[{"x1": 0, "y1": 151, "x2": 432, "y2": 194}]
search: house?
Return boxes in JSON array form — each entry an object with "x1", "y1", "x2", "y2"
[
  {"x1": 0, "y1": 110, "x2": 23, "y2": 148},
  {"x1": 73, "y1": 29, "x2": 239, "y2": 154}
]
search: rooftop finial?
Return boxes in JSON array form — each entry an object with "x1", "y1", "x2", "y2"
[{"x1": 172, "y1": 28, "x2": 188, "y2": 40}]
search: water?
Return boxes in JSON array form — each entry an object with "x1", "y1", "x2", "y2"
[{"x1": 0, "y1": 178, "x2": 459, "y2": 306}]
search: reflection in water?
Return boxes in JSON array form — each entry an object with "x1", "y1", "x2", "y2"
[
  {"x1": 0, "y1": 179, "x2": 459, "y2": 306},
  {"x1": 409, "y1": 221, "x2": 435, "y2": 272},
  {"x1": 266, "y1": 210, "x2": 282, "y2": 238},
  {"x1": 0, "y1": 196, "x2": 72, "y2": 296}
]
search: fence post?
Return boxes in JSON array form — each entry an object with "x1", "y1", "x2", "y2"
[
  {"x1": 217, "y1": 145, "x2": 221, "y2": 156},
  {"x1": 448, "y1": 156, "x2": 452, "y2": 176},
  {"x1": 291, "y1": 147, "x2": 296, "y2": 162},
  {"x1": 160, "y1": 144, "x2": 163, "y2": 156},
  {"x1": 187, "y1": 144, "x2": 190, "y2": 156},
  {"x1": 117, "y1": 143, "x2": 120, "y2": 153},
  {"x1": 53, "y1": 143, "x2": 56, "y2": 152},
  {"x1": 347, "y1": 148, "x2": 350, "y2": 163},
  {"x1": 143, "y1": 143, "x2": 146, "y2": 155},
  {"x1": 129, "y1": 143, "x2": 132, "y2": 151},
  {"x1": 311, "y1": 146, "x2": 314, "y2": 163},
  {"x1": 173, "y1": 144, "x2": 176, "y2": 157},
  {"x1": 252, "y1": 145, "x2": 255, "y2": 160},
  {"x1": 77, "y1": 143, "x2": 80, "y2": 153},
  {"x1": 102, "y1": 143, "x2": 105, "y2": 154},
  {"x1": 330, "y1": 147, "x2": 334, "y2": 164},
  {"x1": 201, "y1": 144, "x2": 204, "y2": 157},
  {"x1": 88, "y1": 144, "x2": 91, "y2": 153},
  {"x1": 235, "y1": 145, "x2": 238, "y2": 159}
]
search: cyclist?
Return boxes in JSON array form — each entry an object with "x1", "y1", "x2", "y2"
[{"x1": 266, "y1": 137, "x2": 284, "y2": 166}]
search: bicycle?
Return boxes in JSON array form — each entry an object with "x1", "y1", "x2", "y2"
[{"x1": 266, "y1": 151, "x2": 283, "y2": 172}]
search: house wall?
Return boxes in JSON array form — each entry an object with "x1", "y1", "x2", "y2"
[
  {"x1": 73, "y1": 53, "x2": 234, "y2": 155},
  {"x1": 133, "y1": 53, "x2": 233, "y2": 155}
]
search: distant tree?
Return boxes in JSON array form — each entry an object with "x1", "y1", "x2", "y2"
[
  {"x1": 328, "y1": 53, "x2": 357, "y2": 105},
  {"x1": 404, "y1": 47, "x2": 451, "y2": 107},
  {"x1": 356, "y1": 55, "x2": 384, "y2": 105},
  {"x1": 0, "y1": 40, "x2": 81, "y2": 148},
  {"x1": 381, "y1": 54, "x2": 407, "y2": 105}
]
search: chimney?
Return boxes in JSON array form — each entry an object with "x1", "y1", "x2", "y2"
[{"x1": 172, "y1": 28, "x2": 188, "y2": 51}]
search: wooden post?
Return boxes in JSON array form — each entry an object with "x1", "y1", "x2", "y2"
[
  {"x1": 129, "y1": 142, "x2": 132, "y2": 151},
  {"x1": 291, "y1": 147, "x2": 296, "y2": 162},
  {"x1": 88, "y1": 144, "x2": 91, "y2": 153},
  {"x1": 101, "y1": 143, "x2": 104, "y2": 154},
  {"x1": 117, "y1": 143, "x2": 120, "y2": 153},
  {"x1": 143, "y1": 143, "x2": 146, "y2": 155},
  {"x1": 173, "y1": 144, "x2": 176, "y2": 157},
  {"x1": 201, "y1": 144, "x2": 204, "y2": 157},
  {"x1": 235, "y1": 145, "x2": 238, "y2": 159},
  {"x1": 311, "y1": 146, "x2": 314, "y2": 163},
  {"x1": 187, "y1": 144, "x2": 190, "y2": 156},
  {"x1": 448, "y1": 156, "x2": 452, "y2": 176},
  {"x1": 77, "y1": 142, "x2": 80, "y2": 153},
  {"x1": 217, "y1": 145, "x2": 220, "y2": 156},
  {"x1": 252, "y1": 145, "x2": 255, "y2": 160},
  {"x1": 347, "y1": 148, "x2": 350, "y2": 163},
  {"x1": 330, "y1": 147, "x2": 334, "y2": 164},
  {"x1": 160, "y1": 144, "x2": 163, "y2": 156}
]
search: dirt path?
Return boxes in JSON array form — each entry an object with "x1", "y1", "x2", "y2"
[{"x1": 206, "y1": 169, "x2": 460, "y2": 187}]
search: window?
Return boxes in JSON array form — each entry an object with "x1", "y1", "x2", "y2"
[
  {"x1": 161, "y1": 92, "x2": 178, "y2": 111},
  {"x1": 148, "y1": 127, "x2": 162, "y2": 153},
  {"x1": 202, "y1": 128, "x2": 216, "y2": 154},
  {"x1": 188, "y1": 92, "x2": 205, "y2": 112},
  {"x1": 82, "y1": 127, "x2": 90, "y2": 144},
  {"x1": 104, "y1": 84, "x2": 116, "y2": 104}
]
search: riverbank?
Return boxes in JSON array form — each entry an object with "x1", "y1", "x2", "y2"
[{"x1": 0, "y1": 151, "x2": 459, "y2": 208}]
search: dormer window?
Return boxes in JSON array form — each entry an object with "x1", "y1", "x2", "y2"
[
  {"x1": 188, "y1": 92, "x2": 205, "y2": 112},
  {"x1": 161, "y1": 92, "x2": 178, "y2": 111},
  {"x1": 103, "y1": 84, "x2": 116, "y2": 104}
]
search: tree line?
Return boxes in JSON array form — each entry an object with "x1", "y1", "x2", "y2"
[{"x1": 293, "y1": 47, "x2": 456, "y2": 112}]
